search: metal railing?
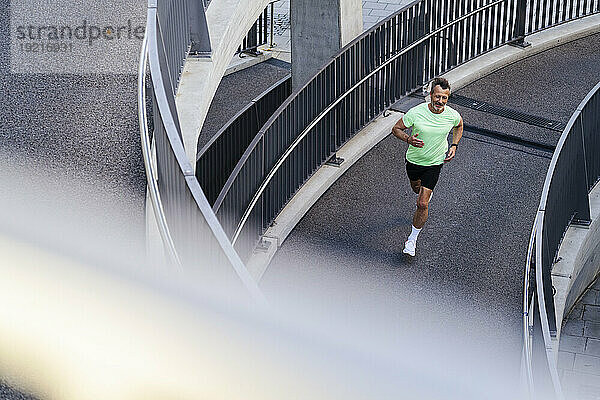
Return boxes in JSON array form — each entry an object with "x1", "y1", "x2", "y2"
[
  {"x1": 138, "y1": 0, "x2": 264, "y2": 301},
  {"x1": 522, "y1": 81, "x2": 600, "y2": 399},
  {"x1": 196, "y1": 75, "x2": 292, "y2": 207},
  {"x1": 525, "y1": 0, "x2": 599, "y2": 35},
  {"x1": 213, "y1": 0, "x2": 598, "y2": 261},
  {"x1": 237, "y1": 4, "x2": 274, "y2": 55}
]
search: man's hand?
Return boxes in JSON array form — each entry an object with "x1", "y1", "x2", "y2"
[
  {"x1": 392, "y1": 118, "x2": 424, "y2": 147},
  {"x1": 408, "y1": 133, "x2": 424, "y2": 148},
  {"x1": 444, "y1": 146, "x2": 456, "y2": 163},
  {"x1": 445, "y1": 118, "x2": 463, "y2": 163}
]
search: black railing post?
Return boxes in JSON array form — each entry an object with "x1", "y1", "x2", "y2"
[
  {"x1": 416, "y1": 1, "x2": 426, "y2": 85},
  {"x1": 423, "y1": 0, "x2": 432, "y2": 81},
  {"x1": 573, "y1": 118, "x2": 592, "y2": 225},
  {"x1": 189, "y1": 0, "x2": 212, "y2": 57},
  {"x1": 326, "y1": 154, "x2": 345, "y2": 167},
  {"x1": 542, "y1": 230, "x2": 557, "y2": 336},
  {"x1": 243, "y1": 23, "x2": 262, "y2": 56},
  {"x1": 269, "y1": 2, "x2": 275, "y2": 48},
  {"x1": 510, "y1": 0, "x2": 531, "y2": 48}
]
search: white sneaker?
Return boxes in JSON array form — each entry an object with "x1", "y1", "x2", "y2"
[{"x1": 403, "y1": 239, "x2": 416, "y2": 256}]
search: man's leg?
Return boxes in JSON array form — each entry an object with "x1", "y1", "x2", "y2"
[
  {"x1": 409, "y1": 179, "x2": 421, "y2": 194},
  {"x1": 413, "y1": 186, "x2": 433, "y2": 228},
  {"x1": 404, "y1": 163, "x2": 441, "y2": 256},
  {"x1": 403, "y1": 186, "x2": 433, "y2": 256}
]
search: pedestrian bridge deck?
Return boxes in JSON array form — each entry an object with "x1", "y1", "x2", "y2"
[{"x1": 252, "y1": 33, "x2": 600, "y2": 364}]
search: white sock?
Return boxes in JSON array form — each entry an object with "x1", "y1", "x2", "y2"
[{"x1": 408, "y1": 225, "x2": 421, "y2": 242}]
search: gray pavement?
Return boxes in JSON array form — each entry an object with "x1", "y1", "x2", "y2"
[
  {"x1": 559, "y1": 277, "x2": 600, "y2": 399},
  {"x1": 362, "y1": 0, "x2": 416, "y2": 29},
  {"x1": 454, "y1": 34, "x2": 600, "y2": 147},
  {"x1": 260, "y1": 32, "x2": 600, "y2": 377},
  {"x1": 198, "y1": 60, "x2": 290, "y2": 152},
  {"x1": 0, "y1": 380, "x2": 38, "y2": 400},
  {"x1": 0, "y1": 0, "x2": 147, "y2": 259}
]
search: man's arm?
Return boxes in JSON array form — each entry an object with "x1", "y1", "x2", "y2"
[
  {"x1": 392, "y1": 118, "x2": 424, "y2": 148},
  {"x1": 444, "y1": 116, "x2": 463, "y2": 162}
]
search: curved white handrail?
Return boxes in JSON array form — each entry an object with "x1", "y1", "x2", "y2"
[
  {"x1": 523, "y1": 81, "x2": 600, "y2": 399},
  {"x1": 522, "y1": 213, "x2": 538, "y2": 398},
  {"x1": 141, "y1": 3, "x2": 267, "y2": 304},
  {"x1": 535, "y1": 215, "x2": 565, "y2": 400},
  {"x1": 138, "y1": 12, "x2": 182, "y2": 266}
]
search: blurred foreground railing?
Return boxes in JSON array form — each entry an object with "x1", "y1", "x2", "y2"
[
  {"x1": 522, "y1": 81, "x2": 600, "y2": 399},
  {"x1": 138, "y1": 0, "x2": 263, "y2": 300}
]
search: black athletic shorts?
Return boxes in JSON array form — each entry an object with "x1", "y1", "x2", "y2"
[{"x1": 405, "y1": 159, "x2": 443, "y2": 190}]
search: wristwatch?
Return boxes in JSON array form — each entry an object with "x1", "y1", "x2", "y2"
[{"x1": 450, "y1": 143, "x2": 458, "y2": 148}]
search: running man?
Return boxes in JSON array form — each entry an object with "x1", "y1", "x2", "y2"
[{"x1": 391, "y1": 77, "x2": 463, "y2": 256}]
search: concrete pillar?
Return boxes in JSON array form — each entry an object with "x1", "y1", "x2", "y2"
[{"x1": 290, "y1": 0, "x2": 362, "y2": 90}]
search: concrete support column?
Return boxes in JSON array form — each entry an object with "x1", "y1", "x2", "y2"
[{"x1": 290, "y1": 0, "x2": 362, "y2": 90}]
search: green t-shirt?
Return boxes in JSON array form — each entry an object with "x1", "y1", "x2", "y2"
[{"x1": 403, "y1": 103, "x2": 461, "y2": 166}]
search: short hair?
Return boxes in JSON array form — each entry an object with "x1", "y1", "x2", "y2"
[{"x1": 430, "y1": 77, "x2": 451, "y2": 92}]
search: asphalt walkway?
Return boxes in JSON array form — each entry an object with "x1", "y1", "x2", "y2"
[
  {"x1": 260, "y1": 33, "x2": 600, "y2": 376},
  {"x1": 0, "y1": 0, "x2": 146, "y2": 267},
  {"x1": 198, "y1": 60, "x2": 290, "y2": 151}
]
